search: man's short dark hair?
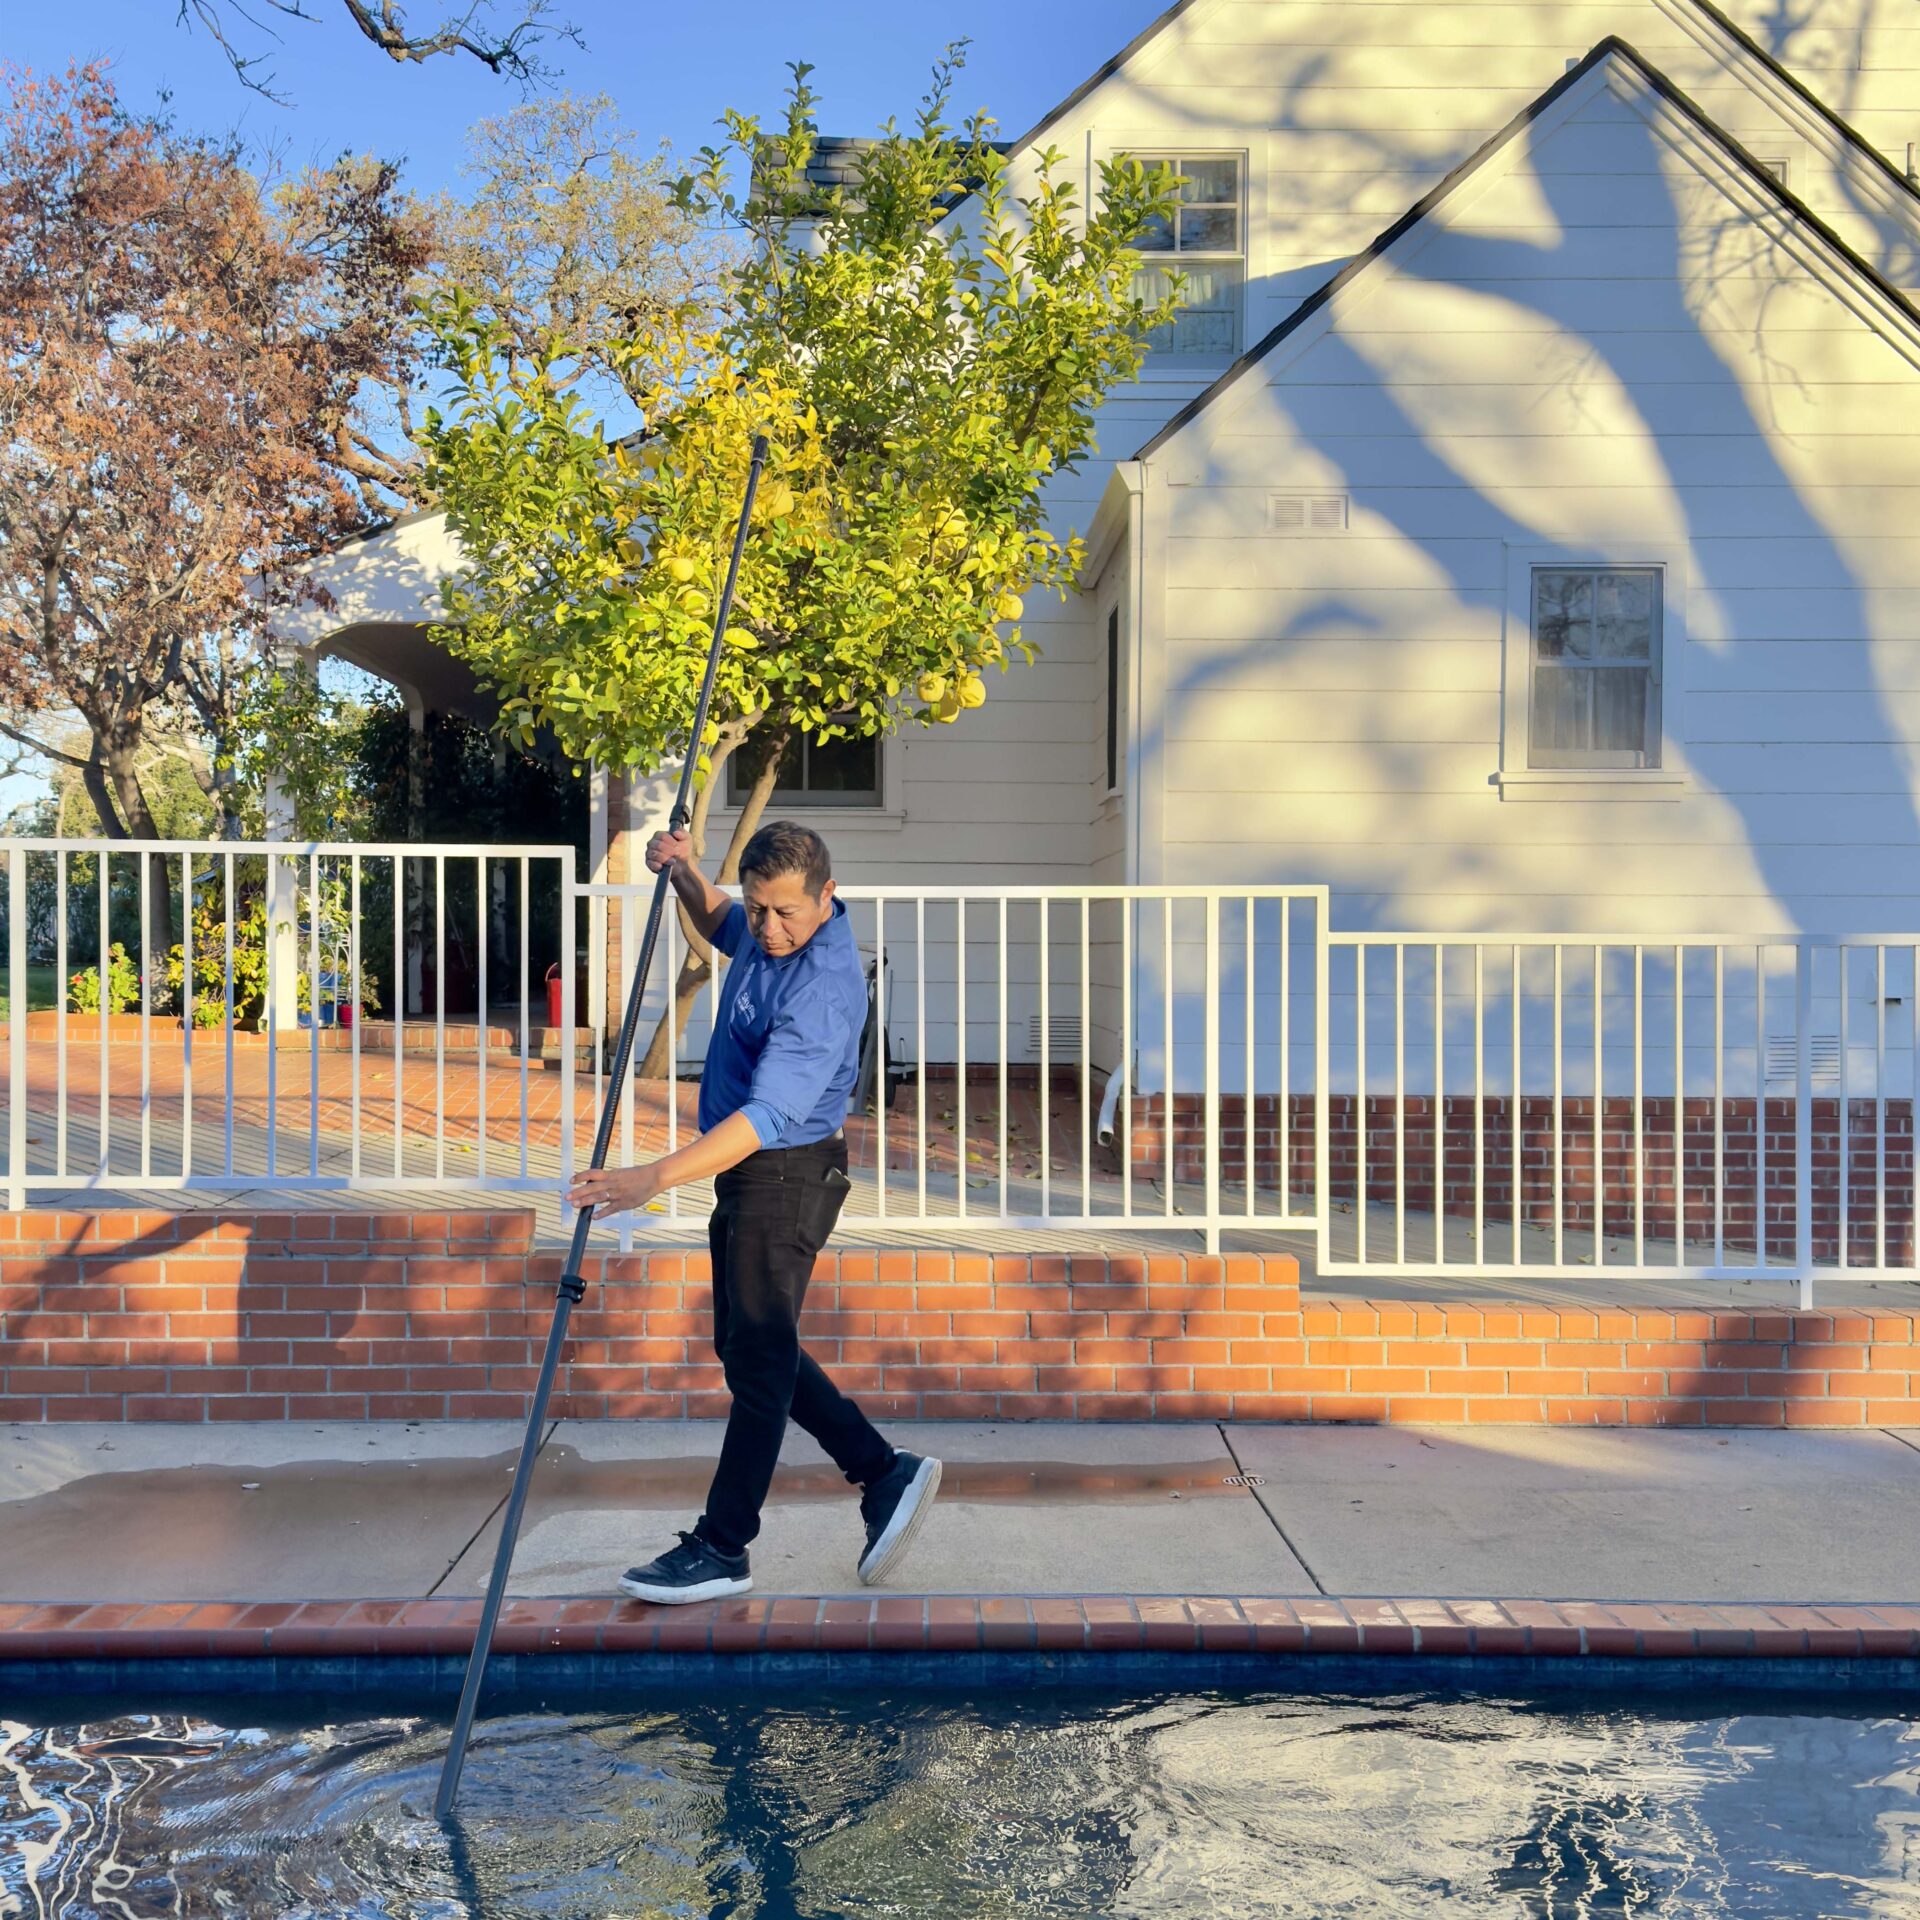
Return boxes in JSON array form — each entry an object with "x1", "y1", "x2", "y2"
[{"x1": 739, "y1": 820, "x2": 831, "y2": 898}]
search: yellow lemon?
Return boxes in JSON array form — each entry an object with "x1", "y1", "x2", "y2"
[
  {"x1": 677, "y1": 586, "x2": 706, "y2": 615},
  {"x1": 934, "y1": 690, "x2": 962, "y2": 723},
  {"x1": 957, "y1": 672, "x2": 986, "y2": 710},
  {"x1": 667, "y1": 555, "x2": 696, "y2": 583},
  {"x1": 994, "y1": 593, "x2": 1024, "y2": 623},
  {"x1": 916, "y1": 671, "x2": 948, "y2": 704},
  {"x1": 765, "y1": 483, "x2": 797, "y2": 519}
]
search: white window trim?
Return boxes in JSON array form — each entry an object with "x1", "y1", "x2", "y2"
[
  {"x1": 1497, "y1": 542, "x2": 1689, "y2": 798},
  {"x1": 1101, "y1": 134, "x2": 1255, "y2": 378}
]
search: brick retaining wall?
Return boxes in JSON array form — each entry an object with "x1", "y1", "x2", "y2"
[
  {"x1": 1130, "y1": 1094, "x2": 1918, "y2": 1265},
  {"x1": 1, "y1": 1211, "x2": 1916, "y2": 1426}
]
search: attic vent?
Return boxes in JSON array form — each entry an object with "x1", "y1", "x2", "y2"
[
  {"x1": 1028, "y1": 1013, "x2": 1085, "y2": 1061},
  {"x1": 1765, "y1": 1034, "x2": 1840, "y2": 1091},
  {"x1": 1268, "y1": 491, "x2": 1348, "y2": 533},
  {"x1": 1752, "y1": 156, "x2": 1790, "y2": 187}
]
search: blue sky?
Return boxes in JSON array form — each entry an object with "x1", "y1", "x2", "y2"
[
  {"x1": 16, "y1": 1, "x2": 1162, "y2": 204},
  {"x1": 6, "y1": 1, "x2": 1166, "y2": 817}
]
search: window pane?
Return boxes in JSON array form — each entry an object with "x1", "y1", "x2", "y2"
[
  {"x1": 1530, "y1": 661, "x2": 1588, "y2": 755},
  {"x1": 1533, "y1": 570, "x2": 1592, "y2": 659},
  {"x1": 1178, "y1": 204, "x2": 1239, "y2": 251},
  {"x1": 1593, "y1": 667, "x2": 1650, "y2": 756},
  {"x1": 1131, "y1": 261, "x2": 1242, "y2": 353},
  {"x1": 1134, "y1": 208, "x2": 1176, "y2": 253},
  {"x1": 1595, "y1": 570, "x2": 1654, "y2": 658},
  {"x1": 1177, "y1": 157, "x2": 1239, "y2": 203},
  {"x1": 728, "y1": 731, "x2": 802, "y2": 803},
  {"x1": 799, "y1": 734, "x2": 879, "y2": 794}
]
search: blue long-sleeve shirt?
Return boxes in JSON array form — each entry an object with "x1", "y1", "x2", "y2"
[{"x1": 697, "y1": 897, "x2": 866, "y2": 1148}]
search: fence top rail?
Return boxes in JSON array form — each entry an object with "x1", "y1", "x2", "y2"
[
  {"x1": 576, "y1": 881, "x2": 1333, "y2": 904},
  {"x1": 0, "y1": 838, "x2": 580, "y2": 862},
  {"x1": 1332, "y1": 930, "x2": 1920, "y2": 951}
]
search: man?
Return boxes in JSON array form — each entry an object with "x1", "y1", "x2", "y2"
[{"x1": 568, "y1": 819, "x2": 941, "y2": 1603}]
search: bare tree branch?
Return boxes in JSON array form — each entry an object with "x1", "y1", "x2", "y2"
[{"x1": 176, "y1": 0, "x2": 582, "y2": 103}]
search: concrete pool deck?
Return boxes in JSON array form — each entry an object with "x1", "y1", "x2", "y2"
[{"x1": 4, "y1": 1418, "x2": 1920, "y2": 1667}]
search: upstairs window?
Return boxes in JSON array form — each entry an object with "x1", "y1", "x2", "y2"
[
  {"x1": 1129, "y1": 153, "x2": 1244, "y2": 357},
  {"x1": 1528, "y1": 567, "x2": 1663, "y2": 769}
]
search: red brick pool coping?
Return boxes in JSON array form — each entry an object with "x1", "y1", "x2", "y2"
[{"x1": 3, "y1": 1595, "x2": 1919, "y2": 1661}]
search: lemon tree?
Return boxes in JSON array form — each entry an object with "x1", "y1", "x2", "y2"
[{"x1": 420, "y1": 45, "x2": 1182, "y2": 1059}]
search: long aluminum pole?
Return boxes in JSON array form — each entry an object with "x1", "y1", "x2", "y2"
[{"x1": 436, "y1": 436, "x2": 769, "y2": 1819}]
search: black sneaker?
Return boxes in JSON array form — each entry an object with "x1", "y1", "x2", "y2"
[
  {"x1": 618, "y1": 1529, "x2": 751, "y2": 1604},
  {"x1": 856, "y1": 1451, "x2": 942, "y2": 1586}
]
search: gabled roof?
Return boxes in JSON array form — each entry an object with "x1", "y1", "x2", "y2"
[
  {"x1": 952, "y1": 0, "x2": 1920, "y2": 223},
  {"x1": 1135, "y1": 34, "x2": 1920, "y2": 461}
]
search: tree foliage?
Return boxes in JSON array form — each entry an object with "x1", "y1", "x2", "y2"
[
  {"x1": 0, "y1": 63, "x2": 431, "y2": 878},
  {"x1": 420, "y1": 47, "x2": 1182, "y2": 1059}
]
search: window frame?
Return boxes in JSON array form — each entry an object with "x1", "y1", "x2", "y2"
[
  {"x1": 724, "y1": 727, "x2": 885, "y2": 811},
  {"x1": 1497, "y1": 543, "x2": 1688, "y2": 797},
  {"x1": 1121, "y1": 147, "x2": 1249, "y2": 362}
]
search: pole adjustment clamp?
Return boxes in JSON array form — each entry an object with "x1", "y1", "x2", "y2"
[{"x1": 555, "y1": 1270, "x2": 587, "y2": 1305}]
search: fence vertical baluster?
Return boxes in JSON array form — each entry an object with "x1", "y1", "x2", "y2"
[
  {"x1": 1394, "y1": 944, "x2": 1406, "y2": 1268},
  {"x1": 1314, "y1": 898, "x2": 1330, "y2": 1273},
  {"x1": 1245, "y1": 897, "x2": 1256, "y2": 1219},
  {"x1": 1511, "y1": 948, "x2": 1523, "y2": 1268},
  {"x1": 477, "y1": 857, "x2": 488, "y2": 1184},
  {"x1": 95, "y1": 855, "x2": 110, "y2": 1181},
  {"x1": 1473, "y1": 945, "x2": 1484, "y2": 1263},
  {"x1": 958, "y1": 899, "x2": 969, "y2": 1220},
  {"x1": 1161, "y1": 898, "x2": 1173, "y2": 1224},
  {"x1": 1118, "y1": 898, "x2": 1130, "y2": 1227},
  {"x1": 309, "y1": 851, "x2": 322, "y2": 1179},
  {"x1": 517, "y1": 857, "x2": 529, "y2": 1184},
  {"x1": 875, "y1": 901, "x2": 887, "y2": 1223},
  {"x1": 1552, "y1": 945, "x2": 1563, "y2": 1269},
  {"x1": 351, "y1": 855, "x2": 362, "y2": 1184},
  {"x1": 1795, "y1": 944, "x2": 1815, "y2": 1307},
  {"x1": 1203, "y1": 893, "x2": 1221, "y2": 1254},
  {"x1": 139, "y1": 851, "x2": 151, "y2": 1181},
  {"x1": 392, "y1": 856, "x2": 405, "y2": 1182},
  {"x1": 434, "y1": 857, "x2": 447, "y2": 1182},
  {"x1": 1756, "y1": 947, "x2": 1767, "y2": 1269},
  {"x1": 1357, "y1": 946, "x2": 1369, "y2": 1266},
  {"x1": 916, "y1": 896, "x2": 928, "y2": 1222},
  {"x1": 223, "y1": 854, "x2": 235, "y2": 1180},
  {"x1": 180, "y1": 853, "x2": 192, "y2": 1182},
  {"x1": 559, "y1": 876, "x2": 575, "y2": 1193},
  {"x1": 1839, "y1": 945, "x2": 1850, "y2": 1273},
  {"x1": 1713, "y1": 946, "x2": 1724, "y2": 1272},
  {"x1": 620, "y1": 891, "x2": 638, "y2": 1253},
  {"x1": 6, "y1": 846, "x2": 24, "y2": 1211},
  {"x1": 1279, "y1": 899, "x2": 1291, "y2": 1223},
  {"x1": 1910, "y1": 949, "x2": 1918, "y2": 1274},
  {"x1": 1592, "y1": 946, "x2": 1603, "y2": 1271},
  {"x1": 1673, "y1": 946, "x2": 1684, "y2": 1268},
  {"x1": 55, "y1": 852, "x2": 67, "y2": 1180},
  {"x1": 1435, "y1": 943, "x2": 1445, "y2": 1263},
  {"x1": 1876, "y1": 946, "x2": 1887, "y2": 1273},
  {"x1": 1080, "y1": 896, "x2": 1091, "y2": 1224},
  {"x1": 1632, "y1": 945, "x2": 1646, "y2": 1269}
]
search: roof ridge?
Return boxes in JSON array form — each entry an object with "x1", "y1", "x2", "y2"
[{"x1": 1134, "y1": 34, "x2": 1920, "y2": 461}]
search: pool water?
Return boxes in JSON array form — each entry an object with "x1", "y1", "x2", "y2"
[{"x1": 3, "y1": 1689, "x2": 1918, "y2": 1917}]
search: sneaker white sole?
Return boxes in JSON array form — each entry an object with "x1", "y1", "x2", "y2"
[
  {"x1": 617, "y1": 1572, "x2": 752, "y2": 1605},
  {"x1": 857, "y1": 1455, "x2": 942, "y2": 1587}
]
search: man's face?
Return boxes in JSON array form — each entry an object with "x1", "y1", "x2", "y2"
[{"x1": 742, "y1": 866, "x2": 835, "y2": 957}]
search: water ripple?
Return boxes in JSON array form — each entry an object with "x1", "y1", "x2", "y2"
[{"x1": 2, "y1": 1692, "x2": 1916, "y2": 1918}]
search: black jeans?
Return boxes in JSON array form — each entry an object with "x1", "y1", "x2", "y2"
[{"x1": 696, "y1": 1136, "x2": 894, "y2": 1556}]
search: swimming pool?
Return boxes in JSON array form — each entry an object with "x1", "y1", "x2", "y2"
[{"x1": 4, "y1": 1687, "x2": 1916, "y2": 1917}]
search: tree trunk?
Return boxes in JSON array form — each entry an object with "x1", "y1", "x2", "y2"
[{"x1": 636, "y1": 724, "x2": 788, "y2": 1081}]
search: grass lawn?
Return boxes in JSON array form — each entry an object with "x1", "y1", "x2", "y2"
[{"x1": 0, "y1": 964, "x2": 63, "y2": 1018}]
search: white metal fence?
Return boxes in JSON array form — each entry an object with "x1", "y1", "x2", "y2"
[{"x1": 3, "y1": 837, "x2": 1915, "y2": 1299}]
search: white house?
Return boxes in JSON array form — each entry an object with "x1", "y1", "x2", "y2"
[{"x1": 282, "y1": 0, "x2": 1920, "y2": 1107}]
